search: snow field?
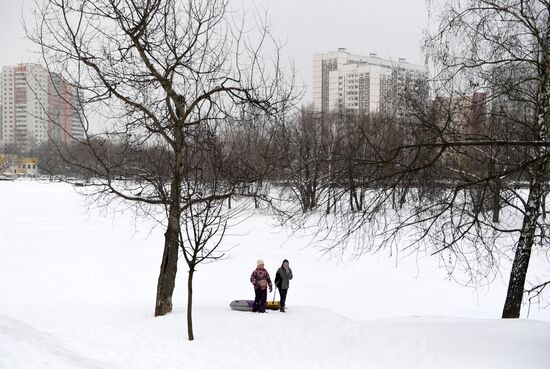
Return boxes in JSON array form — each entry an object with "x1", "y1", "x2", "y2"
[{"x1": 0, "y1": 180, "x2": 549, "y2": 368}]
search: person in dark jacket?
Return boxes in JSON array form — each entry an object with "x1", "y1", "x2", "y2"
[
  {"x1": 274, "y1": 259, "x2": 293, "y2": 312},
  {"x1": 250, "y1": 259, "x2": 272, "y2": 313}
]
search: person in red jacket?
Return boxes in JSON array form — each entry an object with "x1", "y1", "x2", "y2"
[{"x1": 250, "y1": 259, "x2": 273, "y2": 313}]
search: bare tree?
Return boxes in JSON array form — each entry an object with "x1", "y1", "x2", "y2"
[
  {"x1": 0, "y1": 153, "x2": 17, "y2": 176},
  {"x1": 425, "y1": 0, "x2": 550, "y2": 318},
  {"x1": 177, "y1": 123, "x2": 233, "y2": 341},
  {"x1": 29, "y1": 0, "x2": 295, "y2": 318},
  {"x1": 275, "y1": 109, "x2": 335, "y2": 213},
  {"x1": 180, "y1": 198, "x2": 228, "y2": 341},
  {"x1": 293, "y1": 1, "x2": 549, "y2": 318}
]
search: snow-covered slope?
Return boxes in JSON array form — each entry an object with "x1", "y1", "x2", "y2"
[{"x1": 1, "y1": 180, "x2": 549, "y2": 369}]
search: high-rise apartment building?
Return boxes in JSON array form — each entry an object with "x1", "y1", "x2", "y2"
[
  {"x1": 47, "y1": 72, "x2": 85, "y2": 144},
  {"x1": 312, "y1": 48, "x2": 427, "y2": 113},
  {"x1": 1, "y1": 64, "x2": 84, "y2": 148}
]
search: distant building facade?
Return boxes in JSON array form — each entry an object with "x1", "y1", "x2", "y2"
[
  {"x1": 0, "y1": 154, "x2": 38, "y2": 176},
  {"x1": 312, "y1": 48, "x2": 427, "y2": 113},
  {"x1": 0, "y1": 64, "x2": 84, "y2": 148}
]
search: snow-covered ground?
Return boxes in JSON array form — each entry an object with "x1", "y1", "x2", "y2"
[{"x1": 1, "y1": 180, "x2": 549, "y2": 369}]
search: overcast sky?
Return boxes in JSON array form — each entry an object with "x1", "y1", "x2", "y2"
[{"x1": 0, "y1": 0, "x2": 428, "y2": 104}]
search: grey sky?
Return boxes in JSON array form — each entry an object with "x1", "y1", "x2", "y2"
[
  {"x1": 0, "y1": 1, "x2": 36, "y2": 66},
  {"x1": 0, "y1": 0, "x2": 428, "y2": 104},
  {"x1": 252, "y1": 0, "x2": 428, "y2": 102}
]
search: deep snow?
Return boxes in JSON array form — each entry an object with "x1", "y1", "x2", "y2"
[{"x1": 0, "y1": 180, "x2": 549, "y2": 369}]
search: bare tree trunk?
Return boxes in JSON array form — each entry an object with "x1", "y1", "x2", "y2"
[
  {"x1": 155, "y1": 205, "x2": 180, "y2": 316},
  {"x1": 492, "y1": 178, "x2": 501, "y2": 223},
  {"x1": 310, "y1": 180, "x2": 318, "y2": 210},
  {"x1": 542, "y1": 182, "x2": 548, "y2": 221},
  {"x1": 349, "y1": 184, "x2": 359, "y2": 211},
  {"x1": 300, "y1": 182, "x2": 315, "y2": 213},
  {"x1": 503, "y1": 33, "x2": 550, "y2": 317},
  {"x1": 331, "y1": 188, "x2": 337, "y2": 214},
  {"x1": 155, "y1": 144, "x2": 183, "y2": 316},
  {"x1": 502, "y1": 165, "x2": 544, "y2": 318},
  {"x1": 187, "y1": 267, "x2": 195, "y2": 341},
  {"x1": 326, "y1": 187, "x2": 332, "y2": 215},
  {"x1": 399, "y1": 186, "x2": 408, "y2": 209}
]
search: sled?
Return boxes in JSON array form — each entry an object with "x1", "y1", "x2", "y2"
[
  {"x1": 229, "y1": 300, "x2": 254, "y2": 311},
  {"x1": 266, "y1": 300, "x2": 280, "y2": 310},
  {"x1": 229, "y1": 299, "x2": 280, "y2": 311}
]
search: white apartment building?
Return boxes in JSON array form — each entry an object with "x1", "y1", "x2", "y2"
[
  {"x1": 1, "y1": 64, "x2": 84, "y2": 148},
  {"x1": 1, "y1": 64, "x2": 48, "y2": 146},
  {"x1": 312, "y1": 48, "x2": 427, "y2": 113}
]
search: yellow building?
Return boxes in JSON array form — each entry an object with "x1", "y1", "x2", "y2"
[
  {"x1": 0, "y1": 155, "x2": 39, "y2": 175},
  {"x1": 15, "y1": 157, "x2": 39, "y2": 175}
]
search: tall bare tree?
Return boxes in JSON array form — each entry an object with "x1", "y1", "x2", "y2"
[
  {"x1": 425, "y1": 0, "x2": 550, "y2": 318},
  {"x1": 30, "y1": 0, "x2": 295, "y2": 317},
  {"x1": 296, "y1": 0, "x2": 549, "y2": 318}
]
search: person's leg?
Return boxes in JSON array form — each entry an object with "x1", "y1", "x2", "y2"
[
  {"x1": 259, "y1": 289, "x2": 267, "y2": 312},
  {"x1": 280, "y1": 288, "x2": 287, "y2": 312},
  {"x1": 252, "y1": 289, "x2": 261, "y2": 312},
  {"x1": 279, "y1": 289, "x2": 288, "y2": 313}
]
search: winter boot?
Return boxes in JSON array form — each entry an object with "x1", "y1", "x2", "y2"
[{"x1": 280, "y1": 306, "x2": 285, "y2": 313}]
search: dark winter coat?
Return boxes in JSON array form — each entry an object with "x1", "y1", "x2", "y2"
[
  {"x1": 250, "y1": 267, "x2": 272, "y2": 290},
  {"x1": 275, "y1": 266, "x2": 293, "y2": 290}
]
